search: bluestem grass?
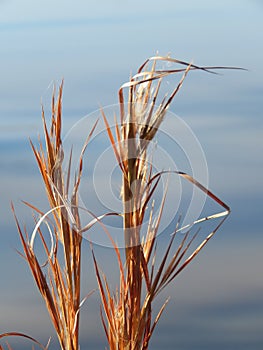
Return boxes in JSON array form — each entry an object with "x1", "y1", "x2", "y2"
[
  {"x1": 0, "y1": 55, "x2": 243, "y2": 350},
  {"x1": 93, "y1": 56, "x2": 233, "y2": 350},
  {"x1": 8, "y1": 83, "x2": 97, "y2": 350}
]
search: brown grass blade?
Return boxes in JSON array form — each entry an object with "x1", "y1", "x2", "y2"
[
  {"x1": 0, "y1": 333, "x2": 48, "y2": 350},
  {"x1": 91, "y1": 250, "x2": 117, "y2": 341},
  {"x1": 101, "y1": 108, "x2": 124, "y2": 172}
]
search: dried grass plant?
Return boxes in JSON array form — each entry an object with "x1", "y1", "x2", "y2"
[
  {"x1": 2, "y1": 83, "x2": 97, "y2": 350},
  {"x1": 93, "y1": 56, "x2": 233, "y2": 350},
  {"x1": 1, "y1": 55, "x2": 243, "y2": 350}
]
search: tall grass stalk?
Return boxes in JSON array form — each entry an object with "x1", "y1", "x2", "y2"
[
  {"x1": 9, "y1": 83, "x2": 97, "y2": 350},
  {"x1": 94, "y1": 56, "x2": 232, "y2": 350}
]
